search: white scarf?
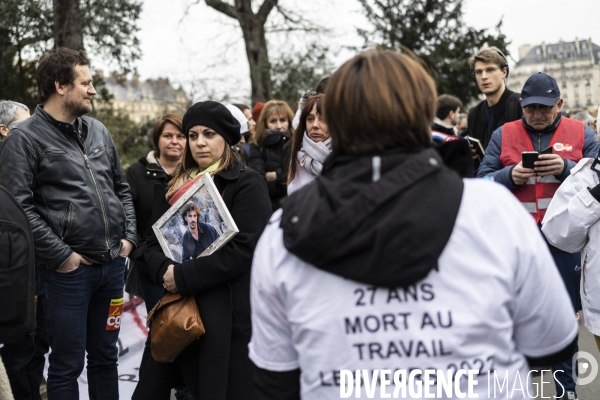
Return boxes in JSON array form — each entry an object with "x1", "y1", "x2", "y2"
[{"x1": 297, "y1": 131, "x2": 332, "y2": 176}]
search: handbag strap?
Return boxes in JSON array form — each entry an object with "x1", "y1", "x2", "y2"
[{"x1": 146, "y1": 297, "x2": 163, "y2": 327}]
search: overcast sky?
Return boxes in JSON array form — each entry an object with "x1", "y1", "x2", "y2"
[{"x1": 113, "y1": 0, "x2": 600, "y2": 103}]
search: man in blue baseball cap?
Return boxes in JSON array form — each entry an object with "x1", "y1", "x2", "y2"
[{"x1": 478, "y1": 72, "x2": 599, "y2": 400}]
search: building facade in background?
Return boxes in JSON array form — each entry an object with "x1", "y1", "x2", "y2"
[
  {"x1": 101, "y1": 72, "x2": 190, "y2": 123},
  {"x1": 509, "y1": 38, "x2": 600, "y2": 112}
]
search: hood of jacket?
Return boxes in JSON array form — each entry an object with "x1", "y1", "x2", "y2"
[{"x1": 280, "y1": 146, "x2": 464, "y2": 288}]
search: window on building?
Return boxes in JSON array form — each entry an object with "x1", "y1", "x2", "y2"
[
  {"x1": 575, "y1": 91, "x2": 579, "y2": 98},
  {"x1": 588, "y1": 99, "x2": 593, "y2": 106},
  {"x1": 562, "y1": 81, "x2": 567, "y2": 88},
  {"x1": 586, "y1": 87, "x2": 591, "y2": 96},
  {"x1": 586, "y1": 79, "x2": 591, "y2": 86},
  {"x1": 574, "y1": 82, "x2": 579, "y2": 88}
]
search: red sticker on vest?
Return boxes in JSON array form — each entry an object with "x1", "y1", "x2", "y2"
[{"x1": 106, "y1": 298, "x2": 124, "y2": 330}]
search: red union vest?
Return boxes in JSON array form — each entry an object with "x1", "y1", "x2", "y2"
[{"x1": 500, "y1": 118, "x2": 585, "y2": 223}]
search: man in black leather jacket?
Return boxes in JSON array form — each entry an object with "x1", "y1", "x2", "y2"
[{"x1": 0, "y1": 48, "x2": 136, "y2": 400}]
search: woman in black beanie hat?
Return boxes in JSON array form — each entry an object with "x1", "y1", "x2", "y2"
[{"x1": 134, "y1": 101, "x2": 272, "y2": 400}]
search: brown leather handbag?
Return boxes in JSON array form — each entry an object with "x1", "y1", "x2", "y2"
[{"x1": 146, "y1": 292, "x2": 205, "y2": 362}]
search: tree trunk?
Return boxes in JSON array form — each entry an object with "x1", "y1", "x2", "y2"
[
  {"x1": 239, "y1": 15, "x2": 271, "y2": 104},
  {"x1": 53, "y1": 0, "x2": 84, "y2": 50},
  {"x1": 205, "y1": 0, "x2": 276, "y2": 104}
]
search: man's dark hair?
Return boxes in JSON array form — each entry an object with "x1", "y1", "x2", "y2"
[
  {"x1": 180, "y1": 202, "x2": 201, "y2": 226},
  {"x1": 37, "y1": 48, "x2": 91, "y2": 103},
  {"x1": 315, "y1": 76, "x2": 329, "y2": 94},
  {"x1": 436, "y1": 94, "x2": 463, "y2": 120}
]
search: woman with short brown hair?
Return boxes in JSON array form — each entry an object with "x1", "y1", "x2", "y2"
[{"x1": 249, "y1": 49, "x2": 578, "y2": 399}]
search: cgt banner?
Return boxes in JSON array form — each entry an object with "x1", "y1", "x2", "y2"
[{"x1": 44, "y1": 292, "x2": 149, "y2": 399}]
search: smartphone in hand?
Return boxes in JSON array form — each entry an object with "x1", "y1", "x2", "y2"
[
  {"x1": 522, "y1": 152, "x2": 538, "y2": 169},
  {"x1": 522, "y1": 146, "x2": 552, "y2": 168}
]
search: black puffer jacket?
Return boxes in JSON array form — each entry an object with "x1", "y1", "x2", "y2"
[
  {"x1": 248, "y1": 129, "x2": 291, "y2": 210},
  {"x1": 0, "y1": 105, "x2": 137, "y2": 268}
]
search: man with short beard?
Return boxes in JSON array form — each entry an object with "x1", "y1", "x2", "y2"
[
  {"x1": 180, "y1": 201, "x2": 219, "y2": 261},
  {"x1": 0, "y1": 47, "x2": 137, "y2": 400}
]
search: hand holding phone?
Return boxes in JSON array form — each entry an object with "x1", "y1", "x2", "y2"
[
  {"x1": 535, "y1": 152, "x2": 565, "y2": 177},
  {"x1": 522, "y1": 152, "x2": 538, "y2": 169},
  {"x1": 521, "y1": 146, "x2": 552, "y2": 169}
]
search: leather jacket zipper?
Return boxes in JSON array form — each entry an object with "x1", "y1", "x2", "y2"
[
  {"x1": 60, "y1": 202, "x2": 72, "y2": 239},
  {"x1": 75, "y1": 137, "x2": 110, "y2": 250}
]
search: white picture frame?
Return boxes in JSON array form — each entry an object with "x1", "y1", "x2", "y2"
[{"x1": 152, "y1": 173, "x2": 238, "y2": 263}]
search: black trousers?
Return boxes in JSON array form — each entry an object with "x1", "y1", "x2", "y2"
[{"x1": 132, "y1": 318, "x2": 255, "y2": 400}]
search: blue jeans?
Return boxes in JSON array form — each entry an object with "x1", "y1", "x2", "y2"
[
  {"x1": 551, "y1": 250, "x2": 581, "y2": 396},
  {"x1": 1, "y1": 278, "x2": 49, "y2": 400},
  {"x1": 40, "y1": 257, "x2": 126, "y2": 400}
]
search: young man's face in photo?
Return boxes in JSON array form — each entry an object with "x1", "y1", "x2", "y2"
[{"x1": 185, "y1": 211, "x2": 198, "y2": 230}]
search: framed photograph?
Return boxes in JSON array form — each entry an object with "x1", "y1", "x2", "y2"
[{"x1": 152, "y1": 173, "x2": 238, "y2": 263}]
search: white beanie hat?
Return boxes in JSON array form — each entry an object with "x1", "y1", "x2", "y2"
[{"x1": 225, "y1": 104, "x2": 249, "y2": 134}]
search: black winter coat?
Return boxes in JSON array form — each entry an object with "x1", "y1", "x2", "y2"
[
  {"x1": 126, "y1": 152, "x2": 171, "y2": 243},
  {"x1": 467, "y1": 88, "x2": 522, "y2": 150},
  {"x1": 143, "y1": 159, "x2": 272, "y2": 399},
  {"x1": 248, "y1": 129, "x2": 291, "y2": 210},
  {"x1": 126, "y1": 151, "x2": 172, "y2": 273}
]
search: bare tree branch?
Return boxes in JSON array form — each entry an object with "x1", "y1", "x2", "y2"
[
  {"x1": 267, "y1": 25, "x2": 322, "y2": 34},
  {"x1": 205, "y1": 0, "x2": 238, "y2": 20},
  {"x1": 268, "y1": 4, "x2": 328, "y2": 35},
  {"x1": 273, "y1": 4, "x2": 299, "y2": 24},
  {"x1": 257, "y1": 0, "x2": 277, "y2": 22}
]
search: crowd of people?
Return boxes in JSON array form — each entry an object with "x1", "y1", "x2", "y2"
[{"x1": 0, "y1": 43, "x2": 598, "y2": 400}]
